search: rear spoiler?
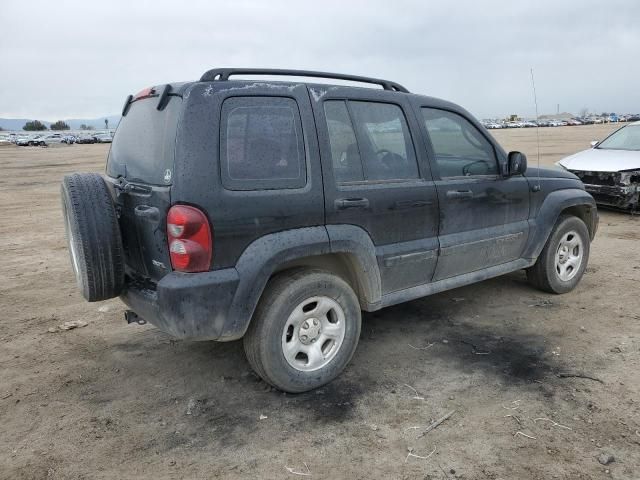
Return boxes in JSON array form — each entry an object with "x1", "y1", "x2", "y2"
[{"x1": 121, "y1": 84, "x2": 177, "y2": 116}]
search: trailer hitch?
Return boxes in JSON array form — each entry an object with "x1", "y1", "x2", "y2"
[{"x1": 124, "y1": 310, "x2": 147, "y2": 325}]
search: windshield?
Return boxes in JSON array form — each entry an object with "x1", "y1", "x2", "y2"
[{"x1": 597, "y1": 125, "x2": 640, "y2": 151}]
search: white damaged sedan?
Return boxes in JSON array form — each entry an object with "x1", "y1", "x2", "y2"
[{"x1": 557, "y1": 121, "x2": 640, "y2": 210}]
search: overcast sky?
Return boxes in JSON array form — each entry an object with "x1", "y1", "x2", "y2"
[{"x1": 1, "y1": 0, "x2": 638, "y2": 120}]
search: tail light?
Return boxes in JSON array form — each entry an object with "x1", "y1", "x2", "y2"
[{"x1": 167, "y1": 205, "x2": 212, "y2": 272}]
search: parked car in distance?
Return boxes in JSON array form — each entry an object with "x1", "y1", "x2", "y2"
[
  {"x1": 76, "y1": 134, "x2": 97, "y2": 144},
  {"x1": 93, "y1": 133, "x2": 113, "y2": 143},
  {"x1": 41, "y1": 133, "x2": 66, "y2": 145},
  {"x1": 28, "y1": 135, "x2": 47, "y2": 146},
  {"x1": 61, "y1": 68, "x2": 598, "y2": 393},
  {"x1": 557, "y1": 121, "x2": 640, "y2": 210}
]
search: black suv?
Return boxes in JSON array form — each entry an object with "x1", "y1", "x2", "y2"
[{"x1": 61, "y1": 68, "x2": 598, "y2": 393}]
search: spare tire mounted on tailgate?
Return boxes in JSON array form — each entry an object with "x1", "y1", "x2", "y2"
[{"x1": 61, "y1": 173, "x2": 125, "y2": 301}]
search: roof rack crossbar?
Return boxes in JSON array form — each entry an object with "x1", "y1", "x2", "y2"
[{"x1": 199, "y1": 68, "x2": 409, "y2": 93}]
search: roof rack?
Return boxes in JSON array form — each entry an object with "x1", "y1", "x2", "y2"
[{"x1": 199, "y1": 68, "x2": 409, "y2": 93}]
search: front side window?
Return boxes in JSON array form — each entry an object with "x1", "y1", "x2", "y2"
[
  {"x1": 422, "y1": 108, "x2": 499, "y2": 178},
  {"x1": 221, "y1": 96, "x2": 306, "y2": 190},
  {"x1": 324, "y1": 100, "x2": 419, "y2": 183}
]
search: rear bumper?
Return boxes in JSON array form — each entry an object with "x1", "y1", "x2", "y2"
[{"x1": 120, "y1": 268, "x2": 240, "y2": 341}]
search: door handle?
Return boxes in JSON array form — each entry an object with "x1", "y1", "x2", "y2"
[
  {"x1": 335, "y1": 197, "x2": 370, "y2": 210},
  {"x1": 446, "y1": 189, "x2": 474, "y2": 199}
]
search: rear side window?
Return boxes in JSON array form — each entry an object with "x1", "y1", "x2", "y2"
[
  {"x1": 422, "y1": 108, "x2": 498, "y2": 177},
  {"x1": 324, "y1": 100, "x2": 419, "y2": 183},
  {"x1": 324, "y1": 101, "x2": 364, "y2": 183},
  {"x1": 220, "y1": 96, "x2": 306, "y2": 190}
]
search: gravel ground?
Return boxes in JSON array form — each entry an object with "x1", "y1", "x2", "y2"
[{"x1": 1, "y1": 124, "x2": 638, "y2": 479}]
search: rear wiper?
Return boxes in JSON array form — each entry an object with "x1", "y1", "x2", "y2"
[{"x1": 115, "y1": 177, "x2": 151, "y2": 195}]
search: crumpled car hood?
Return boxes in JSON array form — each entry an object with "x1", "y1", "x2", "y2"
[{"x1": 558, "y1": 148, "x2": 640, "y2": 172}]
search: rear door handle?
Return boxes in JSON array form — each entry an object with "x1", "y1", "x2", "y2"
[
  {"x1": 446, "y1": 189, "x2": 474, "y2": 199},
  {"x1": 335, "y1": 197, "x2": 370, "y2": 210}
]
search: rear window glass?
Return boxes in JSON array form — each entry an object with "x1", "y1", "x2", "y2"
[
  {"x1": 107, "y1": 96, "x2": 180, "y2": 185},
  {"x1": 220, "y1": 96, "x2": 306, "y2": 190},
  {"x1": 324, "y1": 100, "x2": 418, "y2": 183},
  {"x1": 324, "y1": 101, "x2": 364, "y2": 183},
  {"x1": 349, "y1": 101, "x2": 419, "y2": 181}
]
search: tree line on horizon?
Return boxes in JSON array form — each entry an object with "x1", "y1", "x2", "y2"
[{"x1": 21, "y1": 120, "x2": 98, "y2": 131}]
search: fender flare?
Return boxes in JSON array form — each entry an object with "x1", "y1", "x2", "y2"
[
  {"x1": 523, "y1": 188, "x2": 597, "y2": 259},
  {"x1": 221, "y1": 226, "x2": 329, "y2": 339},
  {"x1": 220, "y1": 225, "x2": 382, "y2": 340},
  {"x1": 326, "y1": 224, "x2": 382, "y2": 310}
]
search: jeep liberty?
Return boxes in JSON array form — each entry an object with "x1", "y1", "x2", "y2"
[{"x1": 61, "y1": 68, "x2": 598, "y2": 392}]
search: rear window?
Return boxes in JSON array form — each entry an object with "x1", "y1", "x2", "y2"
[
  {"x1": 107, "y1": 96, "x2": 181, "y2": 185},
  {"x1": 323, "y1": 100, "x2": 418, "y2": 183},
  {"x1": 220, "y1": 96, "x2": 306, "y2": 190}
]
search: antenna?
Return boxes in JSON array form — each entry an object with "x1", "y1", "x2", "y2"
[{"x1": 530, "y1": 68, "x2": 541, "y2": 192}]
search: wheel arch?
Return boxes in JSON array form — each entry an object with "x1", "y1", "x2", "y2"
[
  {"x1": 524, "y1": 188, "x2": 598, "y2": 260},
  {"x1": 273, "y1": 251, "x2": 380, "y2": 311},
  {"x1": 560, "y1": 204, "x2": 598, "y2": 240},
  {"x1": 219, "y1": 225, "x2": 381, "y2": 340}
]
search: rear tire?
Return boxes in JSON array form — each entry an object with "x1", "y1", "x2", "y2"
[
  {"x1": 61, "y1": 173, "x2": 125, "y2": 301},
  {"x1": 244, "y1": 269, "x2": 361, "y2": 393},
  {"x1": 527, "y1": 215, "x2": 590, "y2": 294}
]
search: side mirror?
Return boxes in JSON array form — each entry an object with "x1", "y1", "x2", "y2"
[
  {"x1": 590, "y1": 140, "x2": 599, "y2": 148},
  {"x1": 507, "y1": 151, "x2": 527, "y2": 176}
]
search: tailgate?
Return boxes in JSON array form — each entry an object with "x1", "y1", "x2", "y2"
[
  {"x1": 104, "y1": 85, "x2": 182, "y2": 282},
  {"x1": 105, "y1": 177, "x2": 172, "y2": 282}
]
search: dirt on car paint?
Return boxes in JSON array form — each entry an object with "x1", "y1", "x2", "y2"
[{"x1": 1, "y1": 124, "x2": 639, "y2": 479}]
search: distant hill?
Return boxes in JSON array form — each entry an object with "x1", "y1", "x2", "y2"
[
  {"x1": 538, "y1": 112, "x2": 576, "y2": 121},
  {"x1": 0, "y1": 115, "x2": 121, "y2": 131}
]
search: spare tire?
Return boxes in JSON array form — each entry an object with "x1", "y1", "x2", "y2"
[{"x1": 61, "y1": 173, "x2": 124, "y2": 301}]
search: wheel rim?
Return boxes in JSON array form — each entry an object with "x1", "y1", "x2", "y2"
[
  {"x1": 64, "y1": 204, "x2": 81, "y2": 286},
  {"x1": 281, "y1": 296, "x2": 346, "y2": 372},
  {"x1": 555, "y1": 230, "x2": 583, "y2": 281}
]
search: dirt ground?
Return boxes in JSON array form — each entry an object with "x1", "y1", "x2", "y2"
[{"x1": 1, "y1": 124, "x2": 639, "y2": 480}]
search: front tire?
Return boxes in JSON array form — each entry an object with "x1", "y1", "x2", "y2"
[
  {"x1": 527, "y1": 215, "x2": 590, "y2": 293},
  {"x1": 244, "y1": 269, "x2": 361, "y2": 393}
]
